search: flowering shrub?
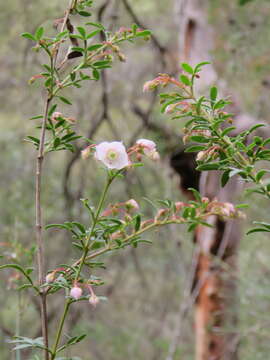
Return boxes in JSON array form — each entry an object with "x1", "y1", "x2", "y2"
[
  {"x1": 145, "y1": 61, "x2": 270, "y2": 232},
  {"x1": 0, "y1": 2, "x2": 244, "y2": 360}
]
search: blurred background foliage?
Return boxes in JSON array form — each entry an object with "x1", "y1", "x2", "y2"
[{"x1": 1, "y1": 0, "x2": 270, "y2": 359}]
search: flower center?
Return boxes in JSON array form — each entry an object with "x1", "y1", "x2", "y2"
[{"x1": 106, "y1": 149, "x2": 119, "y2": 161}]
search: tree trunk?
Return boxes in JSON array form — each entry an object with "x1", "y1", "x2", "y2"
[
  {"x1": 194, "y1": 173, "x2": 240, "y2": 360},
  {"x1": 172, "y1": 1, "x2": 247, "y2": 359}
]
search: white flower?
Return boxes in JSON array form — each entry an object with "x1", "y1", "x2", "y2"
[
  {"x1": 70, "y1": 286, "x2": 83, "y2": 300},
  {"x1": 95, "y1": 141, "x2": 129, "y2": 170}
]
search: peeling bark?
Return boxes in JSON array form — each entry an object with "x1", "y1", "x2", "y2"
[{"x1": 172, "y1": 1, "x2": 245, "y2": 359}]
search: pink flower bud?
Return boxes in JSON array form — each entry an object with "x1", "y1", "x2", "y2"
[
  {"x1": 141, "y1": 219, "x2": 154, "y2": 229},
  {"x1": 136, "y1": 139, "x2": 160, "y2": 160},
  {"x1": 51, "y1": 112, "x2": 63, "y2": 121},
  {"x1": 143, "y1": 75, "x2": 181, "y2": 92},
  {"x1": 125, "y1": 199, "x2": 139, "y2": 212},
  {"x1": 174, "y1": 202, "x2": 185, "y2": 212},
  {"x1": 136, "y1": 139, "x2": 156, "y2": 153},
  {"x1": 45, "y1": 273, "x2": 55, "y2": 283},
  {"x1": 111, "y1": 231, "x2": 124, "y2": 240},
  {"x1": 118, "y1": 52, "x2": 126, "y2": 62},
  {"x1": 149, "y1": 150, "x2": 160, "y2": 161},
  {"x1": 143, "y1": 80, "x2": 158, "y2": 92},
  {"x1": 89, "y1": 294, "x2": 99, "y2": 307},
  {"x1": 70, "y1": 286, "x2": 83, "y2": 300},
  {"x1": 221, "y1": 202, "x2": 236, "y2": 217},
  {"x1": 155, "y1": 208, "x2": 168, "y2": 222},
  {"x1": 196, "y1": 151, "x2": 207, "y2": 161},
  {"x1": 164, "y1": 104, "x2": 175, "y2": 114},
  {"x1": 81, "y1": 146, "x2": 91, "y2": 160}
]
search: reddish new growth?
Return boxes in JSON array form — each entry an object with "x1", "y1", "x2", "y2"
[{"x1": 143, "y1": 74, "x2": 184, "y2": 92}]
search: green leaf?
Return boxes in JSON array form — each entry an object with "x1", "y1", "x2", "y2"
[
  {"x1": 93, "y1": 60, "x2": 111, "y2": 67},
  {"x1": 70, "y1": 72, "x2": 76, "y2": 81},
  {"x1": 55, "y1": 30, "x2": 69, "y2": 40},
  {"x1": 185, "y1": 145, "x2": 206, "y2": 153},
  {"x1": 70, "y1": 34, "x2": 84, "y2": 40},
  {"x1": 78, "y1": 10, "x2": 92, "y2": 16},
  {"x1": 86, "y1": 22, "x2": 105, "y2": 30},
  {"x1": 72, "y1": 222, "x2": 86, "y2": 234},
  {"x1": 256, "y1": 170, "x2": 269, "y2": 182},
  {"x1": 35, "y1": 27, "x2": 44, "y2": 41},
  {"x1": 49, "y1": 104, "x2": 57, "y2": 116},
  {"x1": 30, "y1": 115, "x2": 43, "y2": 120},
  {"x1": 21, "y1": 32, "x2": 36, "y2": 41},
  {"x1": 189, "y1": 135, "x2": 210, "y2": 143},
  {"x1": 253, "y1": 221, "x2": 270, "y2": 229},
  {"x1": 0, "y1": 264, "x2": 33, "y2": 285},
  {"x1": 213, "y1": 99, "x2": 230, "y2": 110},
  {"x1": 187, "y1": 223, "x2": 197, "y2": 232},
  {"x1": 221, "y1": 127, "x2": 236, "y2": 136},
  {"x1": 239, "y1": 0, "x2": 253, "y2": 5},
  {"x1": 221, "y1": 170, "x2": 230, "y2": 187},
  {"x1": 181, "y1": 63, "x2": 193, "y2": 74},
  {"x1": 195, "y1": 96, "x2": 205, "y2": 114},
  {"x1": 45, "y1": 223, "x2": 71, "y2": 230},
  {"x1": 247, "y1": 228, "x2": 270, "y2": 235},
  {"x1": 53, "y1": 137, "x2": 61, "y2": 148},
  {"x1": 67, "y1": 334, "x2": 87, "y2": 345},
  {"x1": 248, "y1": 123, "x2": 265, "y2": 134},
  {"x1": 182, "y1": 207, "x2": 190, "y2": 219},
  {"x1": 135, "y1": 30, "x2": 152, "y2": 37},
  {"x1": 58, "y1": 96, "x2": 72, "y2": 105},
  {"x1": 210, "y1": 86, "x2": 218, "y2": 103},
  {"x1": 87, "y1": 44, "x2": 103, "y2": 51},
  {"x1": 196, "y1": 163, "x2": 220, "y2": 171},
  {"x1": 134, "y1": 215, "x2": 141, "y2": 231},
  {"x1": 187, "y1": 188, "x2": 201, "y2": 202},
  {"x1": 77, "y1": 26, "x2": 86, "y2": 38},
  {"x1": 229, "y1": 168, "x2": 245, "y2": 178},
  {"x1": 194, "y1": 61, "x2": 210, "y2": 73},
  {"x1": 180, "y1": 74, "x2": 190, "y2": 86},
  {"x1": 9, "y1": 336, "x2": 51, "y2": 353},
  {"x1": 86, "y1": 29, "x2": 101, "y2": 39},
  {"x1": 92, "y1": 68, "x2": 100, "y2": 80},
  {"x1": 26, "y1": 136, "x2": 40, "y2": 144},
  {"x1": 235, "y1": 203, "x2": 249, "y2": 209},
  {"x1": 45, "y1": 77, "x2": 53, "y2": 88}
]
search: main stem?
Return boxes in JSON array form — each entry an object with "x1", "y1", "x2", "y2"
[
  {"x1": 51, "y1": 301, "x2": 71, "y2": 360},
  {"x1": 36, "y1": 96, "x2": 51, "y2": 360}
]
